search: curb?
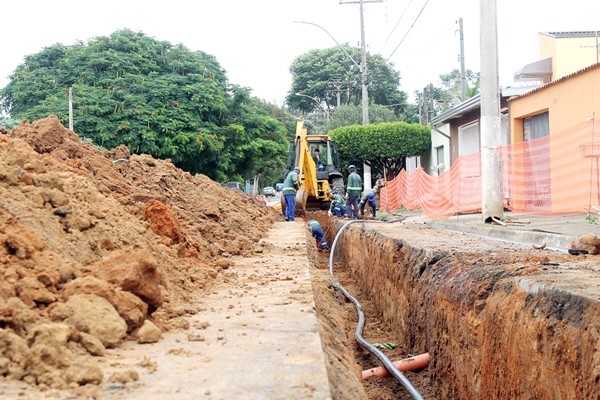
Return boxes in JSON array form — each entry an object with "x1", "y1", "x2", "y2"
[{"x1": 426, "y1": 221, "x2": 578, "y2": 252}]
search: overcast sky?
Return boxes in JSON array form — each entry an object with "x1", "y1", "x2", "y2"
[{"x1": 2, "y1": 0, "x2": 600, "y2": 107}]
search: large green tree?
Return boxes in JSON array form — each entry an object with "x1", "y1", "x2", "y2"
[
  {"x1": 217, "y1": 86, "x2": 288, "y2": 187},
  {"x1": 329, "y1": 122, "x2": 431, "y2": 179},
  {"x1": 0, "y1": 29, "x2": 288, "y2": 183},
  {"x1": 286, "y1": 46, "x2": 410, "y2": 119}
]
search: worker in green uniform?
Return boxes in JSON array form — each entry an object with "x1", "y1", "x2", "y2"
[
  {"x1": 358, "y1": 178, "x2": 385, "y2": 217},
  {"x1": 282, "y1": 167, "x2": 300, "y2": 221},
  {"x1": 345, "y1": 165, "x2": 362, "y2": 219},
  {"x1": 327, "y1": 190, "x2": 347, "y2": 217}
]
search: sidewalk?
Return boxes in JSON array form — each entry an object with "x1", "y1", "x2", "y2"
[
  {"x1": 400, "y1": 210, "x2": 600, "y2": 251},
  {"x1": 93, "y1": 221, "x2": 332, "y2": 400}
]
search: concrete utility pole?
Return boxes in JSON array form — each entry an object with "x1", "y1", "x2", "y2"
[
  {"x1": 479, "y1": 0, "x2": 503, "y2": 221},
  {"x1": 341, "y1": 0, "x2": 381, "y2": 190},
  {"x1": 458, "y1": 18, "x2": 466, "y2": 101},
  {"x1": 326, "y1": 79, "x2": 345, "y2": 107}
]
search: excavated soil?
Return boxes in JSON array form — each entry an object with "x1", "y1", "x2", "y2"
[{"x1": 0, "y1": 116, "x2": 280, "y2": 395}]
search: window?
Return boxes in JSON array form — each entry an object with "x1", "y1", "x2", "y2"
[
  {"x1": 458, "y1": 121, "x2": 480, "y2": 177},
  {"x1": 406, "y1": 156, "x2": 420, "y2": 173},
  {"x1": 524, "y1": 112, "x2": 549, "y2": 141},
  {"x1": 458, "y1": 121, "x2": 480, "y2": 156},
  {"x1": 435, "y1": 146, "x2": 444, "y2": 165}
]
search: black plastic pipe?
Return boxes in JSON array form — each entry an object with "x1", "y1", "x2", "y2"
[{"x1": 328, "y1": 217, "x2": 425, "y2": 400}]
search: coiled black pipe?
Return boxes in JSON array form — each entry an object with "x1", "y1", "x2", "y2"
[{"x1": 328, "y1": 217, "x2": 425, "y2": 400}]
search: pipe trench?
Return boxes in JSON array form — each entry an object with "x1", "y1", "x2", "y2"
[{"x1": 320, "y1": 216, "x2": 600, "y2": 399}]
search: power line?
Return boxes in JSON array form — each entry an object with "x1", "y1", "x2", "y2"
[
  {"x1": 385, "y1": 0, "x2": 431, "y2": 62},
  {"x1": 377, "y1": 0, "x2": 415, "y2": 55},
  {"x1": 394, "y1": 23, "x2": 454, "y2": 58}
]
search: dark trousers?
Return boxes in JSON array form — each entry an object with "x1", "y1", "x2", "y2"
[
  {"x1": 332, "y1": 204, "x2": 347, "y2": 217},
  {"x1": 346, "y1": 195, "x2": 359, "y2": 219},
  {"x1": 311, "y1": 226, "x2": 329, "y2": 249},
  {"x1": 360, "y1": 199, "x2": 377, "y2": 216}
]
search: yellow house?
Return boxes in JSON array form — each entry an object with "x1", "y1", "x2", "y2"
[{"x1": 508, "y1": 63, "x2": 600, "y2": 212}]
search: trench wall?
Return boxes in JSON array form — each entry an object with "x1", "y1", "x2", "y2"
[{"x1": 325, "y1": 220, "x2": 600, "y2": 400}]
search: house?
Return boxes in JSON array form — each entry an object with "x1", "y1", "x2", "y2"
[
  {"x1": 515, "y1": 31, "x2": 600, "y2": 84},
  {"x1": 507, "y1": 62, "x2": 600, "y2": 212},
  {"x1": 388, "y1": 31, "x2": 600, "y2": 216},
  {"x1": 427, "y1": 88, "x2": 531, "y2": 173},
  {"x1": 424, "y1": 31, "x2": 599, "y2": 176}
]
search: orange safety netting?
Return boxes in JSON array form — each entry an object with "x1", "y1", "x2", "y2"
[{"x1": 380, "y1": 117, "x2": 600, "y2": 219}]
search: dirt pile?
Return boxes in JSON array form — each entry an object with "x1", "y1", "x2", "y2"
[{"x1": 0, "y1": 115, "x2": 279, "y2": 389}]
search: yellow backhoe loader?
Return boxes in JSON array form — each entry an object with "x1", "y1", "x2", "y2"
[{"x1": 279, "y1": 120, "x2": 345, "y2": 217}]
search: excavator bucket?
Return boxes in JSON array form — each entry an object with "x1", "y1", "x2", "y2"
[{"x1": 295, "y1": 188, "x2": 308, "y2": 217}]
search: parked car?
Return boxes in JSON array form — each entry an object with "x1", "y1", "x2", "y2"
[
  {"x1": 262, "y1": 186, "x2": 276, "y2": 197},
  {"x1": 221, "y1": 182, "x2": 243, "y2": 191},
  {"x1": 275, "y1": 183, "x2": 284, "y2": 192}
]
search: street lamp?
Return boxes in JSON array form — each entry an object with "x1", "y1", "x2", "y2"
[
  {"x1": 295, "y1": 92, "x2": 331, "y2": 119},
  {"x1": 294, "y1": 19, "x2": 372, "y2": 190},
  {"x1": 293, "y1": 20, "x2": 368, "y2": 124}
]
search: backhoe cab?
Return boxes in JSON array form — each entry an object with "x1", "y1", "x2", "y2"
[{"x1": 280, "y1": 120, "x2": 344, "y2": 217}]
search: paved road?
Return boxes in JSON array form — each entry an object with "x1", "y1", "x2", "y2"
[{"x1": 266, "y1": 191, "x2": 281, "y2": 207}]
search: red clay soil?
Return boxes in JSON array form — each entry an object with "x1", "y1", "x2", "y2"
[{"x1": 0, "y1": 116, "x2": 279, "y2": 390}]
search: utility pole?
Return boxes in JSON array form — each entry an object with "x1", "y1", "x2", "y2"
[
  {"x1": 326, "y1": 79, "x2": 345, "y2": 107},
  {"x1": 458, "y1": 18, "x2": 466, "y2": 101},
  {"x1": 341, "y1": 0, "x2": 381, "y2": 190},
  {"x1": 479, "y1": 0, "x2": 503, "y2": 221}
]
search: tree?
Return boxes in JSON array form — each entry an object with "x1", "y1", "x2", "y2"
[
  {"x1": 0, "y1": 117, "x2": 19, "y2": 130},
  {"x1": 438, "y1": 69, "x2": 480, "y2": 107},
  {"x1": 0, "y1": 29, "x2": 289, "y2": 184},
  {"x1": 329, "y1": 122, "x2": 431, "y2": 180},
  {"x1": 217, "y1": 85, "x2": 288, "y2": 187},
  {"x1": 286, "y1": 46, "x2": 410, "y2": 119}
]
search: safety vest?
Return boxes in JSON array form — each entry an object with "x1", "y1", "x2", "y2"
[
  {"x1": 307, "y1": 219, "x2": 320, "y2": 229},
  {"x1": 346, "y1": 172, "x2": 362, "y2": 196}
]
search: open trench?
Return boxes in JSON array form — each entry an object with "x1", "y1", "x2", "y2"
[{"x1": 305, "y1": 211, "x2": 600, "y2": 400}]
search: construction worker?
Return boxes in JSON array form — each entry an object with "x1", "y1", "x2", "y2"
[
  {"x1": 327, "y1": 190, "x2": 347, "y2": 217},
  {"x1": 345, "y1": 165, "x2": 362, "y2": 219},
  {"x1": 358, "y1": 190, "x2": 377, "y2": 217},
  {"x1": 282, "y1": 166, "x2": 300, "y2": 221},
  {"x1": 312, "y1": 148, "x2": 324, "y2": 171},
  {"x1": 307, "y1": 219, "x2": 329, "y2": 250},
  {"x1": 359, "y1": 178, "x2": 385, "y2": 217}
]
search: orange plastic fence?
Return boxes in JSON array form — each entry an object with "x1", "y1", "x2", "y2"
[{"x1": 380, "y1": 117, "x2": 600, "y2": 219}]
